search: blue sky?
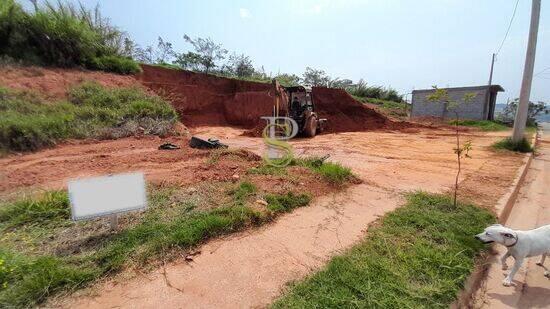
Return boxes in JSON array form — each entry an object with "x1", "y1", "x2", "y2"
[{"x1": 33, "y1": 0, "x2": 550, "y2": 103}]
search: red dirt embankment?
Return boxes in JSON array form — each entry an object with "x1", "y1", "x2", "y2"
[
  {"x1": 136, "y1": 65, "x2": 406, "y2": 134},
  {"x1": 0, "y1": 65, "x2": 138, "y2": 99}
]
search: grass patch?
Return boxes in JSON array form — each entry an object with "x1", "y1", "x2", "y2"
[
  {"x1": 492, "y1": 137, "x2": 533, "y2": 153},
  {"x1": 0, "y1": 82, "x2": 177, "y2": 152},
  {"x1": 292, "y1": 157, "x2": 354, "y2": 185},
  {"x1": 0, "y1": 0, "x2": 140, "y2": 74},
  {"x1": 449, "y1": 120, "x2": 509, "y2": 131},
  {"x1": 352, "y1": 95, "x2": 409, "y2": 117},
  {"x1": 0, "y1": 180, "x2": 312, "y2": 307},
  {"x1": 265, "y1": 192, "x2": 311, "y2": 213},
  {"x1": 273, "y1": 192, "x2": 495, "y2": 308},
  {"x1": 248, "y1": 156, "x2": 355, "y2": 185}
]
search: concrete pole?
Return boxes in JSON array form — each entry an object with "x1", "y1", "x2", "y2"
[
  {"x1": 488, "y1": 53, "x2": 496, "y2": 86},
  {"x1": 512, "y1": 0, "x2": 541, "y2": 142}
]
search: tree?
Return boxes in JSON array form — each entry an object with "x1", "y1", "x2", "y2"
[
  {"x1": 155, "y1": 36, "x2": 175, "y2": 64},
  {"x1": 427, "y1": 87, "x2": 476, "y2": 207},
  {"x1": 274, "y1": 73, "x2": 301, "y2": 87},
  {"x1": 328, "y1": 78, "x2": 353, "y2": 89},
  {"x1": 228, "y1": 53, "x2": 254, "y2": 77},
  {"x1": 498, "y1": 98, "x2": 546, "y2": 126},
  {"x1": 175, "y1": 35, "x2": 228, "y2": 73},
  {"x1": 302, "y1": 67, "x2": 330, "y2": 86},
  {"x1": 133, "y1": 45, "x2": 154, "y2": 64}
]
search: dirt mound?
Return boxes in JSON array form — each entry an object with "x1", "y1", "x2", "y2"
[
  {"x1": 0, "y1": 65, "x2": 139, "y2": 99},
  {"x1": 136, "y1": 65, "x2": 274, "y2": 128},
  {"x1": 137, "y1": 65, "x2": 411, "y2": 135}
]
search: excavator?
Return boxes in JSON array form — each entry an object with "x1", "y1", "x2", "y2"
[{"x1": 270, "y1": 80, "x2": 326, "y2": 137}]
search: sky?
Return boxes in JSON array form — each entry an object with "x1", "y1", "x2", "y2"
[{"x1": 28, "y1": 0, "x2": 550, "y2": 103}]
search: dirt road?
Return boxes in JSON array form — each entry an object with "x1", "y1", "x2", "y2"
[
  {"x1": 23, "y1": 127, "x2": 520, "y2": 308},
  {"x1": 475, "y1": 124, "x2": 550, "y2": 308}
]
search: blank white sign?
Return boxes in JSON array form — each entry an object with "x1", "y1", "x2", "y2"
[{"x1": 68, "y1": 172, "x2": 147, "y2": 221}]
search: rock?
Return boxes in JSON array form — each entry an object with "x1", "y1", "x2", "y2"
[{"x1": 232, "y1": 174, "x2": 240, "y2": 181}]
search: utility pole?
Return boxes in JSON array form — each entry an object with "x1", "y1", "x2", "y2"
[
  {"x1": 512, "y1": 0, "x2": 541, "y2": 142},
  {"x1": 488, "y1": 53, "x2": 496, "y2": 85}
]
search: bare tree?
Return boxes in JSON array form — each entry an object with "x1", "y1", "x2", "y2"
[
  {"x1": 427, "y1": 87, "x2": 476, "y2": 207},
  {"x1": 155, "y1": 37, "x2": 175, "y2": 64}
]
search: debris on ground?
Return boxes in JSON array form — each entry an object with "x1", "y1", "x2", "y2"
[
  {"x1": 189, "y1": 137, "x2": 228, "y2": 149},
  {"x1": 158, "y1": 143, "x2": 181, "y2": 150}
]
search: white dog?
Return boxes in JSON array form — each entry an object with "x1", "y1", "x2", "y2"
[{"x1": 475, "y1": 224, "x2": 550, "y2": 286}]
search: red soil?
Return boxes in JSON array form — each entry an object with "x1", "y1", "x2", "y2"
[
  {"x1": 136, "y1": 65, "x2": 409, "y2": 135},
  {"x1": 0, "y1": 64, "x2": 415, "y2": 135},
  {"x1": 0, "y1": 65, "x2": 139, "y2": 99}
]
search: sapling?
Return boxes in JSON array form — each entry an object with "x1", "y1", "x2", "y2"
[{"x1": 427, "y1": 87, "x2": 476, "y2": 207}]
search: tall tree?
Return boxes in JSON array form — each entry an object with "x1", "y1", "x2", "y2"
[
  {"x1": 155, "y1": 36, "x2": 175, "y2": 64},
  {"x1": 175, "y1": 35, "x2": 228, "y2": 73},
  {"x1": 302, "y1": 67, "x2": 330, "y2": 86},
  {"x1": 228, "y1": 53, "x2": 254, "y2": 77}
]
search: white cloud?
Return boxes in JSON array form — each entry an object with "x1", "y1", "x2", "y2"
[{"x1": 239, "y1": 8, "x2": 251, "y2": 19}]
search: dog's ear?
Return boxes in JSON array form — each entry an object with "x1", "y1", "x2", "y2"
[{"x1": 502, "y1": 233, "x2": 514, "y2": 238}]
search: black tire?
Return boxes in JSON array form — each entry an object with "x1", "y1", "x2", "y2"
[{"x1": 304, "y1": 116, "x2": 317, "y2": 137}]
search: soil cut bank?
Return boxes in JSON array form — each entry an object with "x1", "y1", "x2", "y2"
[{"x1": 136, "y1": 65, "x2": 407, "y2": 134}]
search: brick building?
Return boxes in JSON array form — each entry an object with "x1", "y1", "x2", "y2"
[{"x1": 410, "y1": 85, "x2": 504, "y2": 120}]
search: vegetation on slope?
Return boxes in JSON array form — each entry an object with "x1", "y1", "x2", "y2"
[
  {"x1": 0, "y1": 182, "x2": 312, "y2": 308},
  {"x1": 273, "y1": 192, "x2": 495, "y2": 308},
  {"x1": 0, "y1": 82, "x2": 177, "y2": 152},
  {"x1": 0, "y1": 0, "x2": 140, "y2": 74}
]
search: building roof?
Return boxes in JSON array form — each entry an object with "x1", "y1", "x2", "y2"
[{"x1": 412, "y1": 85, "x2": 504, "y2": 94}]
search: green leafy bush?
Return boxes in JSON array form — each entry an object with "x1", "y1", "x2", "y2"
[
  {"x1": 0, "y1": 83, "x2": 177, "y2": 152},
  {"x1": 87, "y1": 56, "x2": 141, "y2": 74},
  {"x1": 0, "y1": 0, "x2": 139, "y2": 73}
]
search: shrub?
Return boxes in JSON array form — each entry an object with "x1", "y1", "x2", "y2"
[
  {"x1": 0, "y1": 83, "x2": 177, "y2": 152},
  {"x1": 0, "y1": 0, "x2": 139, "y2": 74},
  {"x1": 492, "y1": 137, "x2": 533, "y2": 153},
  {"x1": 87, "y1": 56, "x2": 141, "y2": 74}
]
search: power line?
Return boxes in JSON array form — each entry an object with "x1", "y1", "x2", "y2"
[
  {"x1": 534, "y1": 67, "x2": 550, "y2": 76},
  {"x1": 495, "y1": 0, "x2": 520, "y2": 56}
]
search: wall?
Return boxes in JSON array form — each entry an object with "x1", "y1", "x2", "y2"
[{"x1": 411, "y1": 87, "x2": 489, "y2": 120}]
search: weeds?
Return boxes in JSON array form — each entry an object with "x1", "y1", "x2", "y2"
[
  {"x1": 265, "y1": 193, "x2": 311, "y2": 213},
  {"x1": 273, "y1": 192, "x2": 495, "y2": 308},
  {"x1": 449, "y1": 120, "x2": 509, "y2": 132},
  {"x1": 292, "y1": 157, "x2": 353, "y2": 185},
  {"x1": 0, "y1": 0, "x2": 139, "y2": 74},
  {"x1": 0, "y1": 180, "x2": 312, "y2": 307},
  {"x1": 0, "y1": 83, "x2": 177, "y2": 152},
  {"x1": 492, "y1": 137, "x2": 533, "y2": 153}
]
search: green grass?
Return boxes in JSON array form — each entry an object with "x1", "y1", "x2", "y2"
[
  {"x1": 273, "y1": 192, "x2": 495, "y2": 309},
  {"x1": 492, "y1": 137, "x2": 533, "y2": 153},
  {"x1": 0, "y1": 0, "x2": 140, "y2": 74},
  {"x1": 265, "y1": 192, "x2": 311, "y2": 213},
  {"x1": 449, "y1": 120, "x2": 509, "y2": 131},
  {"x1": 352, "y1": 95, "x2": 409, "y2": 117},
  {"x1": 249, "y1": 156, "x2": 355, "y2": 185},
  {"x1": 0, "y1": 83, "x2": 177, "y2": 152},
  {"x1": 292, "y1": 157, "x2": 354, "y2": 185},
  {"x1": 0, "y1": 182, "x2": 313, "y2": 307}
]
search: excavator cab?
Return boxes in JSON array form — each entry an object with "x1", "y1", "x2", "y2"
[{"x1": 285, "y1": 85, "x2": 326, "y2": 137}]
